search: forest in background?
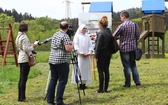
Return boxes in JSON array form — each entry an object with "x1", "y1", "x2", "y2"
[
  {"x1": 0, "y1": 7, "x2": 143, "y2": 22},
  {"x1": 0, "y1": 7, "x2": 168, "y2": 51}
]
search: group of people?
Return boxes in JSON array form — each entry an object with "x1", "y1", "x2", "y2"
[{"x1": 15, "y1": 11, "x2": 141, "y2": 105}]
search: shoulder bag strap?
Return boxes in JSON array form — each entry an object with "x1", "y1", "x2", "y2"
[
  {"x1": 134, "y1": 23, "x2": 138, "y2": 47},
  {"x1": 17, "y1": 34, "x2": 24, "y2": 51}
]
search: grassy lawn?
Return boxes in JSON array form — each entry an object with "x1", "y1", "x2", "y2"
[{"x1": 0, "y1": 52, "x2": 168, "y2": 105}]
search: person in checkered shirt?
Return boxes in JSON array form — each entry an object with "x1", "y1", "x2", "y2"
[
  {"x1": 113, "y1": 11, "x2": 141, "y2": 87},
  {"x1": 47, "y1": 21, "x2": 73, "y2": 105}
]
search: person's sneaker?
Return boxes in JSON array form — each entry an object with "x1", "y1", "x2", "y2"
[
  {"x1": 22, "y1": 99, "x2": 29, "y2": 102},
  {"x1": 123, "y1": 85, "x2": 130, "y2": 87},
  {"x1": 79, "y1": 84, "x2": 83, "y2": 90},
  {"x1": 83, "y1": 85, "x2": 87, "y2": 89},
  {"x1": 78, "y1": 86, "x2": 83, "y2": 90},
  {"x1": 136, "y1": 83, "x2": 141, "y2": 86},
  {"x1": 96, "y1": 89, "x2": 104, "y2": 93}
]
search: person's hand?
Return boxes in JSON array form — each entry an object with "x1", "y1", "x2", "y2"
[
  {"x1": 65, "y1": 42, "x2": 74, "y2": 52},
  {"x1": 31, "y1": 44, "x2": 37, "y2": 48},
  {"x1": 83, "y1": 53, "x2": 89, "y2": 57}
]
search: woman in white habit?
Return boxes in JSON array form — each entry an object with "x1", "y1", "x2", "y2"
[{"x1": 71, "y1": 24, "x2": 93, "y2": 89}]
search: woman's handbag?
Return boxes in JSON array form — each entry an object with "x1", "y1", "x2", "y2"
[
  {"x1": 110, "y1": 36, "x2": 119, "y2": 54},
  {"x1": 28, "y1": 54, "x2": 36, "y2": 67}
]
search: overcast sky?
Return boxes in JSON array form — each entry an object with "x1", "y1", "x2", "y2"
[{"x1": 0, "y1": 0, "x2": 168, "y2": 20}]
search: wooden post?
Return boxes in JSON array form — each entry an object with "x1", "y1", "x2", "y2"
[
  {"x1": 151, "y1": 13, "x2": 155, "y2": 58},
  {"x1": 90, "y1": 53, "x2": 96, "y2": 81},
  {"x1": 162, "y1": 34, "x2": 165, "y2": 57}
]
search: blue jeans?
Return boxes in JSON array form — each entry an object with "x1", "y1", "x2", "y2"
[
  {"x1": 47, "y1": 63, "x2": 69, "y2": 105},
  {"x1": 120, "y1": 51, "x2": 141, "y2": 86}
]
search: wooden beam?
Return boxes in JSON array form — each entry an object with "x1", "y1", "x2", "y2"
[{"x1": 81, "y1": 2, "x2": 90, "y2": 5}]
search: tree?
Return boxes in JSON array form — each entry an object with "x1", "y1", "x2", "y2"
[
  {"x1": 12, "y1": 9, "x2": 19, "y2": 22},
  {"x1": 4, "y1": 9, "x2": 12, "y2": 16},
  {"x1": 112, "y1": 7, "x2": 142, "y2": 22},
  {"x1": 0, "y1": 13, "x2": 15, "y2": 27},
  {"x1": 18, "y1": 13, "x2": 23, "y2": 22},
  {"x1": 0, "y1": 8, "x2": 4, "y2": 13}
]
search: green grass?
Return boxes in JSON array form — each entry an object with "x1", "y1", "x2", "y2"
[
  {"x1": 0, "y1": 51, "x2": 49, "y2": 94},
  {"x1": 0, "y1": 63, "x2": 42, "y2": 94},
  {"x1": 0, "y1": 67, "x2": 42, "y2": 94},
  {"x1": 0, "y1": 52, "x2": 168, "y2": 105}
]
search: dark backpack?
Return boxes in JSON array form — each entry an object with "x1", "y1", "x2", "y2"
[{"x1": 110, "y1": 36, "x2": 119, "y2": 54}]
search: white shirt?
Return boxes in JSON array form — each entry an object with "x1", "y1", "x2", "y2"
[{"x1": 15, "y1": 32, "x2": 34, "y2": 63}]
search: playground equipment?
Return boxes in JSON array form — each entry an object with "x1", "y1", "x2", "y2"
[
  {"x1": 0, "y1": 24, "x2": 18, "y2": 66},
  {"x1": 138, "y1": 0, "x2": 166, "y2": 58}
]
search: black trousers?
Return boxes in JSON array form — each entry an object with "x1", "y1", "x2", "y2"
[
  {"x1": 18, "y1": 62, "x2": 30, "y2": 101},
  {"x1": 96, "y1": 53, "x2": 111, "y2": 91}
]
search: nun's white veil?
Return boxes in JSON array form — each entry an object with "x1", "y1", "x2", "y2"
[
  {"x1": 73, "y1": 24, "x2": 88, "y2": 52},
  {"x1": 74, "y1": 24, "x2": 87, "y2": 36}
]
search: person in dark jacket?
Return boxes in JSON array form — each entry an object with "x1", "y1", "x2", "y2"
[{"x1": 94, "y1": 16, "x2": 112, "y2": 93}]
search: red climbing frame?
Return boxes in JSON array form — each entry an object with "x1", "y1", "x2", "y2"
[{"x1": 0, "y1": 24, "x2": 18, "y2": 66}]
